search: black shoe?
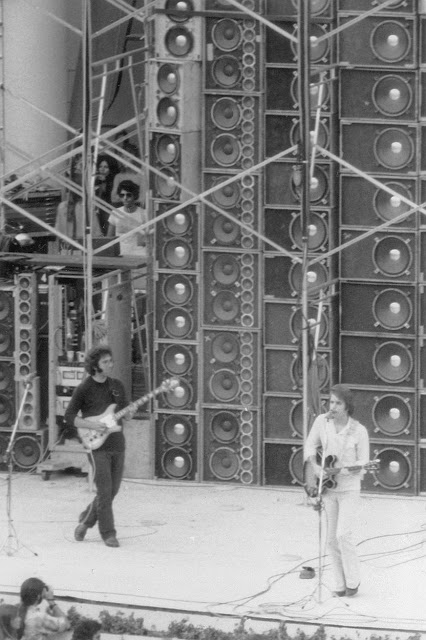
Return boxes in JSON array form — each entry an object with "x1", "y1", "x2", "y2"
[
  {"x1": 104, "y1": 536, "x2": 119, "y2": 548},
  {"x1": 345, "y1": 584, "x2": 360, "y2": 597},
  {"x1": 333, "y1": 589, "x2": 346, "y2": 597},
  {"x1": 74, "y1": 523, "x2": 88, "y2": 541}
]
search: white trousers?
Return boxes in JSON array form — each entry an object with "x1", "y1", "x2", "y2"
[{"x1": 324, "y1": 490, "x2": 361, "y2": 591}]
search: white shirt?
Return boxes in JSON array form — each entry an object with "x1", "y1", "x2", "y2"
[
  {"x1": 108, "y1": 205, "x2": 147, "y2": 257},
  {"x1": 304, "y1": 413, "x2": 370, "y2": 491}
]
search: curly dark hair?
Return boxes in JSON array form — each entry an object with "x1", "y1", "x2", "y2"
[
  {"x1": 72, "y1": 619, "x2": 101, "y2": 640},
  {"x1": 84, "y1": 346, "x2": 113, "y2": 376}
]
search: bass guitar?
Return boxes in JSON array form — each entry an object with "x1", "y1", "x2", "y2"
[
  {"x1": 304, "y1": 454, "x2": 380, "y2": 497},
  {"x1": 78, "y1": 377, "x2": 179, "y2": 450}
]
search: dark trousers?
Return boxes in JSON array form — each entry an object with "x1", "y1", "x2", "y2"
[{"x1": 79, "y1": 449, "x2": 125, "y2": 539}]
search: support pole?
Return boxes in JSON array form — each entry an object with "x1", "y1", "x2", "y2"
[{"x1": 298, "y1": 0, "x2": 312, "y2": 447}]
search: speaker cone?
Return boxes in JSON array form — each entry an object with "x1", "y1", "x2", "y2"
[
  {"x1": 210, "y1": 411, "x2": 239, "y2": 443},
  {"x1": 373, "y1": 182, "x2": 412, "y2": 222},
  {"x1": 12, "y1": 435, "x2": 42, "y2": 470},
  {"x1": 290, "y1": 306, "x2": 328, "y2": 343},
  {"x1": 163, "y1": 308, "x2": 193, "y2": 339},
  {"x1": 212, "y1": 215, "x2": 240, "y2": 245},
  {"x1": 372, "y1": 394, "x2": 411, "y2": 437},
  {"x1": 210, "y1": 178, "x2": 240, "y2": 208},
  {"x1": 371, "y1": 21, "x2": 411, "y2": 63},
  {"x1": 0, "y1": 362, "x2": 13, "y2": 392},
  {"x1": 372, "y1": 75, "x2": 413, "y2": 117},
  {"x1": 165, "y1": 26, "x2": 194, "y2": 57},
  {"x1": 163, "y1": 274, "x2": 193, "y2": 305},
  {"x1": 164, "y1": 380, "x2": 192, "y2": 408},
  {"x1": 209, "y1": 447, "x2": 240, "y2": 479},
  {"x1": 289, "y1": 212, "x2": 328, "y2": 252},
  {"x1": 155, "y1": 169, "x2": 179, "y2": 199},
  {"x1": 211, "y1": 134, "x2": 241, "y2": 167},
  {"x1": 212, "y1": 55, "x2": 241, "y2": 88},
  {"x1": 162, "y1": 344, "x2": 193, "y2": 375},
  {"x1": 372, "y1": 288, "x2": 412, "y2": 330},
  {"x1": 162, "y1": 416, "x2": 192, "y2": 445},
  {"x1": 162, "y1": 448, "x2": 192, "y2": 479},
  {"x1": 291, "y1": 0, "x2": 330, "y2": 15},
  {"x1": 291, "y1": 70, "x2": 329, "y2": 111},
  {"x1": 289, "y1": 400, "x2": 303, "y2": 437},
  {"x1": 164, "y1": 210, "x2": 191, "y2": 235},
  {"x1": 373, "y1": 341, "x2": 412, "y2": 384},
  {"x1": 155, "y1": 134, "x2": 179, "y2": 165},
  {"x1": 289, "y1": 262, "x2": 329, "y2": 298},
  {"x1": 158, "y1": 63, "x2": 179, "y2": 94},
  {"x1": 163, "y1": 238, "x2": 192, "y2": 268},
  {"x1": 165, "y1": 0, "x2": 193, "y2": 22},
  {"x1": 212, "y1": 19, "x2": 242, "y2": 51},
  {"x1": 209, "y1": 369, "x2": 239, "y2": 401},
  {"x1": 289, "y1": 447, "x2": 304, "y2": 485},
  {"x1": 374, "y1": 128, "x2": 414, "y2": 170},
  {"x1": 0, "y1": 394, "x2": 13, "y2": 425},
  {"x1": 292, "y1": 24, "x2": 329, "y2": 63},
  {"x1": 157, "y1": 97, "x2": 179, "y2": 127},
  {"x1": 211, "y1": 332, "x2": 239, "y2": 363},
  {"x1": 212, "y1": 291, "x2": 240, "y2": 322},
  {"x1": 290, "y1": 120, "x2": 329, "y2": 150},
  {"x1": 373, "y1": 236, "x2": 412, "y2": 277},
  {"x1": 372, "y1": 447, "x2": 411, "y2": 489},
  {"x1": 292, "y1": 353, "x2": 329, "y2": 390},
  {"x1": 212, "y1": 255, "x2": 240, "y2": 285},
  {"x1": 211, "y1": 97, "x2": 241, "y2": 130},
  {"x1": 0, "y1": 292, "x2": 12, "y2": 322}
]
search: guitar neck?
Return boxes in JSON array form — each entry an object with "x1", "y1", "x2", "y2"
[{"x1": 113, "y1": 388, "x2": 161, "y2": 421}]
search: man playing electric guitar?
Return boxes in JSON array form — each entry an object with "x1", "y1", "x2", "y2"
[
  {"x1": 304, "y1": 384, "x2": 370, "y2": 598},
  {"x1": 65, "y1": 345, "x2": 136, "y2": 548}
]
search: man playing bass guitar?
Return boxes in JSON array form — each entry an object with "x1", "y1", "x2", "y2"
[
  {"x1": 304, "y1": 384, "x2": 370, "y2": 597},
  {"x1": 65, "y1": 345, "x2": 136, "y2": 548}
]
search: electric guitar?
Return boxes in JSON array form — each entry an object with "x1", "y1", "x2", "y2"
[
  {"x1": 78, "y1": 377, "x2": 179, "y2": 450},
  {"x1": 304, "y1": 454, "x2": 380, "y2": 498}
]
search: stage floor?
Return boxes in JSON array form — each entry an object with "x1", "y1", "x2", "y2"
[{"x1": 0, "y1": 473, "x2": 425, "y2": 636}]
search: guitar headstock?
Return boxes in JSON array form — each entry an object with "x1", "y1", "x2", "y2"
[
  {"x1": 161, "y1": 377, "x2": 180, "y2": 392},
  {"x1": 365, "y1": 459, "x2": 381, "y2": 472}
]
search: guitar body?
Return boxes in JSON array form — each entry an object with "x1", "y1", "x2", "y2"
[
  {"x1": 304, "y1": 454, "x2": 379, "y2": 497},
  {"x1": 79, "y1": 404, "x2": 122, "y2": 450},
  {"x1": 77, "y1": 378, "x2": 180, "y2": 451}
]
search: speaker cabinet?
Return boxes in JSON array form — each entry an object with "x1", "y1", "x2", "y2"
[
  {"x1": 264, "y1": 300, "x2": 331, "y2": 348},
  {"x1": 264, "y1": 442, "x2": 304, "y2": 487},
  {"x1": 340, "y1": 122, "x2": 419, "y2": 175},
  {"x1": 340, "y1": 335, "x2": 416, "y2": 388},
  {"x1": 155, "y1": 412, "x2": 197, "y2": 480},
  {"x1": 266, "y1": 67, "x2": 335, "y2": 113},
  {"x1": 265, "y1": 161, "x2": 335, "y2": 207},
  {"x1": 0, "y1": 360, "x2": 15, "y2": 428},
  {"x1": 363, "y1": 444, "x2": 416, "y2": 494},
  {"x1": 265, "y1": 114, "x2": 336, "y2": 159},
  {"x1": 340, "y1": 282, "x2": 416, "y2": 335},
  {"x1": 205, "y1": 16, "x2": 262, "y2": 92},
  {"x1": 155, "y1": 272, "x2": 198, "y2": 340},
  {"x1": 350, "y1": 387, "x2": 416, "y2": 440},
  {"x1": 204, "y1": 94, "x2": 260, "y2": 172},
  {"x1": 263, "y1": 394, "x2": 326, "y2": 440},
  {"x1": 340, "y1": 175, "x2": 418, "y2": 228},
  {"x1": 0, "y1": 427, "x2": 47, "y2": 471},
  {"x1": 338, "y1": 15, "x2": 416, "y2": 68},
  {"x1": 149, "y1": 131, "x2": 201, "y2": 200},
  {"x1": 150, "y1": 0, "x2": 203, "y2": 61},
  {"x1": 340, "y1": 230, "x2": 416, "y2": 283},
  {"x1": 202, "y1": 407, "x2": 259, "y2": 484},
  {"x1": 338, "y1": 0, "x2": 416, "y2": 14},
  {"x1": 155, "y1": 342, "x2": 198, "y2": 411},
  {"x1": 266, "y1": 22, "x2": 335, "y2": 65},
  {"x1": 264, "y1": 348, "x2": 332, "y2": 394},
  {"x1": 266, "y1": 0, "x2": 334, "y2": 19},
  {"x1": 264, "y1": 209, "x2": 331, "y2": 254},
  {"x1": 264, "y1": 255, "x2": 333, "y2": 301},
  {"x1": 202, "y1": 329, "x2": 260, "y2": 407},
  {"x1": 155, "y1": 202, "x2": 199, "y2": 270},
  {"x1": 340, "y1": 69, "x2": 418, "y2": 122}
]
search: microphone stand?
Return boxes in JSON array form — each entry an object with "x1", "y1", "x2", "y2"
[
  {"x1": 0, "y1": 378, "x2": 38, "y2": 557},
  {"x1": 315, "y1": 455, "x2": 326, "y2": 604}
]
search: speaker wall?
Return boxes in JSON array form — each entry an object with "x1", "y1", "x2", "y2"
[
  {"x1": 152, "y1": 1, "x2": 202, "y2": 61},
  {"x1": 340, "y1": 231, "x2": 416, "y2": 282},
  {"x1": 340, "y1": 122, "x2": 418, "y2": 174},
  {"x1": 338, "y1": 0, "x2": 416, "y2": 14},
  {"x1": 264, "y1": 348, "x2": 331, "y2": 393},
  {"x1": 155, "y1": 412, "x2": 197, "y2": 480},
  {"x1": 263, "y1": 395, "x2": 310, "y2": 439},
  {"x1": 340, "y1": 282, "x2": 416, "y2": 335},
  {"x1": 155, "y1": 273, "x2": 198, "y2": 340},
  {"x1": 264, "y1": 255, "x2": 332, "y2": 301},
  {"x1": 340, "y1": 335, "x2": 416, "y2": 387},
  {"x1": 340, "y1": 175, "x2": 418, "y2": 228},
  {"x1": 264, "y1": 301, "x2": 330, "y2": 347},
  {"x1": 338, "y1": 15, "x2": 416, "y2": 68},
  {"x1": 266, "y1": 68, "x2": 334, "y2": 113}
]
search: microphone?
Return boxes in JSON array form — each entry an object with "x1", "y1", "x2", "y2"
[{"x1": 22, "y1": 371, "x2": 37, "y2": 385}]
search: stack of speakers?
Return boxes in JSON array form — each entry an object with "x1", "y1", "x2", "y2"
[
  {"x1": 338, "y1": 0, "x2": 421, "y2": 494},
  {"x1": 262, "y1": 0, "x2": 338, "y2": 487},
  {"x1": 199, "y1": 0, "x2": 263, "y2": 484},
  {"x1": 149, "y1": 0, "x2": 203, "y2": 480},
  {"x1": 0, "y1": 273, "x2": 44, "y2": 471}
]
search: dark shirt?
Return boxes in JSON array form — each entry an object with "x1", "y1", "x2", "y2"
[{"x1": 64, "y1": 376, "x2": 127, "y2": 452}]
